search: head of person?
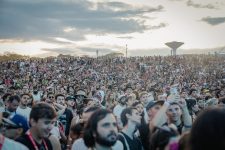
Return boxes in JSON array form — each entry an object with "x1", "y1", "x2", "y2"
[
  {"x1": 29, "y1": 102, "x2": 57, "y2": 138},
  {"x1": 55, "y1": 94, "x2": 65, "y2": 106},
  {"x1": 189, "y1": 89, "x2": 198, "y2": 98},
  {"x1": 125, "y1": 85, "x2": 133, "y2": 95},
  {"x1": 139, "y1": 91, "x2": 148, "y2": 105},
  {"x1": 190, "y1": 108, "x2": 225, "y2": 150},
  {"x1": 132, "y1": 101, "x2": 144, "y2": 115},
  {"x1": 46, "y1": 92, "x2": 55, "y2": 104},
  {"x1": 75, "y1": 89, "x2": 87, "y2": 106},
  {"x1": 22, "y1": 85, "x2": 29, "y2": 93},
  {"x1": 83, "y1": 109, "x2": 118, "y2": 148},
  {"x1": 151, "y1": 126, "x2": 179, "y2": 150},
  {"x1": 117, "y1": 95, "x2": 127, "y2": 106},
  {"x1": 1, "y1": 114, "x2": 29, "y2": 139},
  {"x1": 120, "y1": 107, "x2": 142, "y2": 127},
  {"x1": 82, "y1": 106, "x2": 100, "y2": 128},
  {"x1": 6, "y1": 95, "x2": 20, "y2": 112},
  {"x1": 166, "y1": 102, "x2": 182, "y2": 125},
  {"x1": 65, "y1": 96, "x2": 76, "y2": 108},
  {"x1": 20, "y1": 93, "x2": 30, "y2": 107},
  {"x1": 146, "y1": 100, "x2": 164, "y2": 121}
]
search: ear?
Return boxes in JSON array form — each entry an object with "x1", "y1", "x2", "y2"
[
  {"x1": 126, "y1": 114, "x2": 131, "y2": 120},
  {"x1": 30, "y1": 118, "x2": 37, "y2": 127},
  {"x1": 17, "y1": 128, "x2": 24, "y2": 135}
]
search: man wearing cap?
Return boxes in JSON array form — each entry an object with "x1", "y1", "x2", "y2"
[
  {"x1": 113, "y1": 95, "x2": 127, "y2": 130},
  {"x1": 2, "y1": 113, "x2": 29, "y2": 140},
  {"x1": 0, "y1": 112, "x2": 29, "y2": 150}
]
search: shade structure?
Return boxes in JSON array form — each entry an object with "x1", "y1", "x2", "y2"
[{"x1": 165, "y1": 41, "x2": 184, "y2": 56}]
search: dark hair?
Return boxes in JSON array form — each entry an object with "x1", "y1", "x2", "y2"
[
  {"x1": 83, "y1": 109, "x2": 112, "y2": 148},
  {"x1": 189, "y1": 89, "x2": 197, "y2": 95},
  {"x1": 190, "y1": 108, "x2": 225, "y2": 150},
  {"x1": 2, "y1": 93, "x2": 11, "y2": 102},
  {"x1": 29, "y1": 102, "x2": 57, "y2": 122},
  {"x1": 151, "y1": 128, "x2": 178, "y2": 150},
  {"x1": 20, "y1": 93, "x2": 30, "y2": 98},
  {"x1": 8, "y1": 95, "x2": 20, "y2": 103},
  {"x1": 120, "y1": 107, "x2": 135, "y2": 127},
  {"x1": 84, "y1": 106, "x2": 100, "y2": 113},
  {"x1": 47, "y1": 92, "x2": 54, "y2": 98},
  {"x1": 55, "y1": 94, "x2": 65, "y2": 100}
]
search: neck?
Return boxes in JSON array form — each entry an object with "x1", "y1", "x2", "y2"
[
  {"x1": 30, "y1": 128, "x2": 42, "y2": 144},
  {"x1": 122, "y1": 122, "x2": 136, "y2": 139},
  {"x1": 95, "y1": 143, "x2": 112, "y2": 150},
  {"x1": 168, "y1": 119, "x2": 181, "y2": 126},
  {"x1": 20, "y1": 104, "x2": 27, "y2": 109}
]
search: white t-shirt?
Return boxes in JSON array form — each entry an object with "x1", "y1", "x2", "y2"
[
  {"x1": 3, "y1": 137, "x2": 29, "y2": 150},
  {"x1": 16, "y1": 106, "x2": 31, "y2": 120},
  {"x1": 72, "y1": 138, "x2": 123, "y2": 150}
]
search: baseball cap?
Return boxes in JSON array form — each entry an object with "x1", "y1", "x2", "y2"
[
  {"x1": 65, "y1": 96, "x2": 75, "y2": 101},
  {"x1": 2, "y1": 114, "x2": 29, "y2": 132},
  {"x1": 146, "y1": 100, "x2": 164, "y2": 111}
]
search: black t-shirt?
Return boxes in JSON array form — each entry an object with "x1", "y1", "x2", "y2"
[
  {"x1": 16, "y1": 134, "x2": 53, "y2": 150},
  {"x1": 118, "y1": 132, "x2": 143, "y2": 150},
  {"x1": 58, "y1": 108, "x2": 73, "y2": 136}
]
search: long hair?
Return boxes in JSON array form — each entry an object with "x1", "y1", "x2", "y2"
[
  {"x1": 190, "y1": 108, "x2": 225, "y2": 150},
  {"x1": 83, "y1": 109, "x2": 112, "y2": 148}
]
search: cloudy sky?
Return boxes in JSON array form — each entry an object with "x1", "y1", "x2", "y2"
[{"x1": 0, "y1": 0, "x2": 225, "y2": 57}]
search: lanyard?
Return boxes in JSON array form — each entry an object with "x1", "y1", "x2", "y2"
[
  {"x1": 0, "y1": 134, "x2": 5, "y2": 150},
  {"x1": 26, "y1": 130, "x2": 48, "y2": 150}
]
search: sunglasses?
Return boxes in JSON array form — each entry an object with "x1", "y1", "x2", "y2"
[
  {"x1": 1, "y1": 123, "x2": 19, "y2": 129},
  {"x1": 48, "y1": 96, "x2": 54, "y2": 99}
]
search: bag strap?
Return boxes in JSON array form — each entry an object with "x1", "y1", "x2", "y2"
[{"x1": 118, "y1": 132, "x2": 130, "y2": 150}]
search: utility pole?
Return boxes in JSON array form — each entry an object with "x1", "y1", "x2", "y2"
[
  {"x1": 96, "y1": 50, "x2": 99, "y2": 58},
  {"x1": 126, "y1": 44, "x2": 127, "y2": 58}
]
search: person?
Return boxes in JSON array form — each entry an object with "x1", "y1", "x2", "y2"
[
  {"x1": 16, "y1": 102, "x2": 57, "y2": 150},
  {"x1": 71, "y1": 106, "x2": 100, "y2": 150},
  {"x1": 83, "y1": 109, "x2": 123, "y2": 150},
  {"x1": 113, "y1": 95, "x2": 127, "y2": 129},
  {"x1": 166, "y1": 100, "x2": 192, "y2": 134},
  {"x1": 118, "y1": 107, "x2": 143, "y2": 150},
  {"x1": 16, "y1": 93, "x2": 31, "y2": 120},
  {"x1": 5, "y1": 95, "x2": 20, "y2": 115},
  {"x1": 189, "y1": 108, "x2": 225, "y2": 150},
  {"x1": 0, "y1": 112, "x2": 29, "y2": 150},
  {"x1": 2, "y1": 113, "x2": 29, "y2": 140}
]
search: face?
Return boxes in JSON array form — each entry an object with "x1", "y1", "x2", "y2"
[
  {"x1": 136, "y1": 103, "x2": 144, "y2": 114},
  {"x1": 198, "y1": 100, "x2": 205, "y2": 108},
  {"x1": 46, "y1": 94, "x2": 55, "y2": 103},
  {"x1": 76, "y1": 95, "x2": 85, "y2": 105},
  {"x1": 23, "y1": 86, "x2": 29, "y2": 93},
  {"x1": 126, "y1": 88, "x2": 133, "y2": 95},
  {"x1": 95, "y1": 114, "x2": 118, "y2": 147},
  {"x1": 148, "y1": 104, "x2": 162, "y2": 121},
  {"x1": 166, "y1": 104, "x2": 182, "y2": 123},
  {"x1": 1, "y1": 124, "x2": 22, "y2": 139},
  {"x1": 56, "y1": 96, "x2": 65, "y2": 105},
  {"x1": 21, "y1": 95, "x2": 30, "y2": 106},
  {"x1": 129, "y1": 109, "x2": 142, "y2": 125},
  {"x1": 67, "y1": 100, "x2": 75, "y2": 107},
  {"x1": 8, "y1": 100, "x2": 19, "y2": 112},
  {"x1": 31, "y1": 118, "x2": 56, "y2": 138},
  {"x1": 140, "y1": 94, "x2": 147, "y2": 104}
]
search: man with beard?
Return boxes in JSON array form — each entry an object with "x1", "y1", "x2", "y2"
[
  {"x1": 16, "y1": 93, "x2": 31, "y2": 120},
  {"x1": 16, "y1": 102, "x2": 57, "y2": 150},
  {"x1": 83, "y1": 109, "x2": 123, "y2": 150},
  {"x1": 118, "y1": 107, "x2": 143, "y2": 150}
]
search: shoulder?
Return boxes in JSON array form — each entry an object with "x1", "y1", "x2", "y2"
[
  {"x1": 112, "y1": 140, "x2": 124, "y2": 150},
  {"x1": 4, "y1": 137, "x2": 29, "y2": 150},
  {"x1": 72, "y1": 138, "x2": 88, "y2": 150}
]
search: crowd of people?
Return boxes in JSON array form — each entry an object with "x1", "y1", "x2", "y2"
[{"x1": 0, "y1": 54, "x2": 225, "y2": 150}]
